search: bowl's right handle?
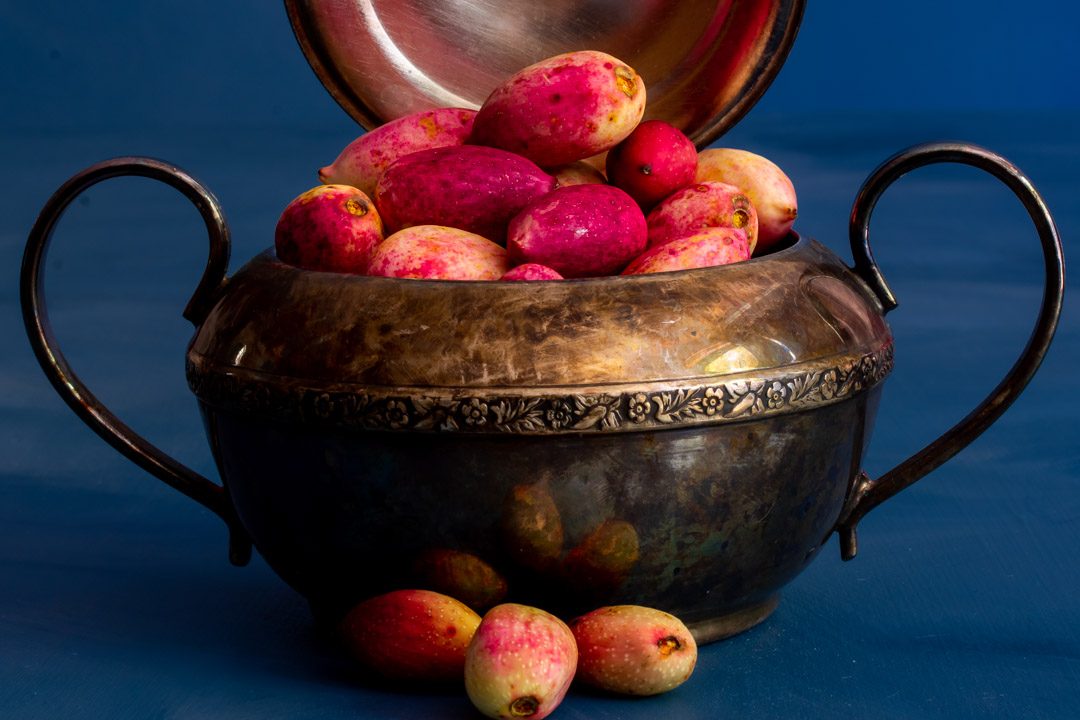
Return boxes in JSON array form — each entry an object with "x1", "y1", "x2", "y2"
[
  {"x1": 20, "y1": 156, "x2": 251, "y2": 566},
  {"x1": 835, "y1": 142, "x2": 1065, "y2": 560}
]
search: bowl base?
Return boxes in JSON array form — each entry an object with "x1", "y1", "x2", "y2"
[{"x1": 687, "y1": 595, "x2": 780, "y2": 644}]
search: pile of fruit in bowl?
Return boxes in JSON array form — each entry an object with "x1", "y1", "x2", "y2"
[{"x1": 275, "y1": 50, "x2": 798, "y2": 283}]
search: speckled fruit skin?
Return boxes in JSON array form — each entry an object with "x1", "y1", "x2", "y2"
[
  {"x1": 374, "y1": 145, "x2": 555, "y2": 243},
  {"x1": 570, "y1": 605, "x2": 697, "y2": 696},
  {"x1": 507, "y1": 184, "x2": 647, "y2": 278},
  {"x1": 501, "y1": 263, "x2": 565, "y2": 281},
  {"x1": 605, "y1": 120, "x2": 697, "y2": 209},
  {"x1": 645, "y1": 180, "x2": 759, "y2": 252},
  {"x1": 318, "y1": 107, "x2": 476, "y2": 196},
  {"x1": 469, "y1": 50, "x2": 646, "y2": 167},
  {"x1": 550, "y1": 160, "x2": 607, "y2": 187},
  {"x1": 367, "y1": 225, "x2": 509, "y2": 280},
  {"x1": 412, "y1": 548, "x2": 509, "y2": 611},
  {"x1": 465, "y1": 604, "x2": 578, "y2": 720},
  {"x1": 696, "y1": 147, "x2": 798, "y2": 252},
  {"x1": 622, "y1": 227, "x2": 750, "y2": 275},
  {"x1": 274, "y1": 184, "x2": 383, "y2": 274},
  {"x1": 339, "y1": 589, "x2": 481, "y2": 681}
]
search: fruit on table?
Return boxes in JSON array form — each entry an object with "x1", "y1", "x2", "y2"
[
  {"x1": 605, "y1": 120, "x2": 697, "y2": 209},
  {"x1": 501, "y1": 263, "x2": 565, "y2": 281},
  {"x1": 469, "y1": 50, "x2": 646, "y2": 167},
  {"x1": 646, "y1": 180, "x2": 759, "y2": 252},
  {"x1": 696, "y1": 147, "x2": 797, "y2": 251},
  {"x1": 507, "y1": 184, "x2": 647, "y2": 277},
  {"x1": 367, "y1": 225, "x2": 509, "y2": 280},
  {"x1": 465, "y1": 604, "x2": 578, "y2": 719},
  {"x1": 274, "y1": 184, "x2": 383, "y2": 274},
  {"x1": 570, "y1": 605, "x2": 697, "y2": 695},
  {"x1": 375, "y1": 145, "x2": 555, "y2": 243},
  {"x1": 412, "y1": 548, "x2": 509, "y2": 611},
  {"x1": 339, "y1": 589, "x2": 481, "y2": 681},
  {"x1": 319, "y1": 107, "x2": 477, "y2": 196},
  {"x1": 623, "y1": 227, "x2": 751, "y2": 275}
]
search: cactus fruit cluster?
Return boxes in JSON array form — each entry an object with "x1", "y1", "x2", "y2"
[{"x1": 276, "y1": 50, "x2": 797, "y2": 280}]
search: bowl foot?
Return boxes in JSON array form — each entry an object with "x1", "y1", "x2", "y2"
[{"x1": 687, "y1": 595, "x2": 780, "y2": 645}]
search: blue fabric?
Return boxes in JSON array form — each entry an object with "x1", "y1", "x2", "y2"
[{"x1": 2, "y1": 4, "x2": 1078, "y2": 719}]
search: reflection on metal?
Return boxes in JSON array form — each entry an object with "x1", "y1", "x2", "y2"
[{"x1": 284, "y1": 0, "x2": 806, "y2": 147}]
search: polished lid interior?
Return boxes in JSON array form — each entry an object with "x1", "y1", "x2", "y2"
[{"x1": 285, "y1": 0, "x2": 805, "y2": 147}]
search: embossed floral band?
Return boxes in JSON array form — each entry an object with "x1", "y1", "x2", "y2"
[{"x1": 187, "y1": 342, "x2": 893, "y2": 435}]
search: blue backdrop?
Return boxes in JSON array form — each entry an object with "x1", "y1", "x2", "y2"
[
  {"x1": 2, "y1": 1, "x2": 1078, "y2": 134},
  {"x1": 2, "y1": 3, "x2": 1078, "y2": 720}
]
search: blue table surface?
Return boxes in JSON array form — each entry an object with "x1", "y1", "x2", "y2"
[{"x1": 1, "y1": 111, "x2": 1077, "y2": 719}]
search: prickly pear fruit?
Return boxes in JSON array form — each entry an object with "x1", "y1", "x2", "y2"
[
  {"x1": 571, "y1": 605, "x2": 697, "y2": 696},
  {"x1": 507, "y1": 184, "x2": 647, "y2": 278},
  {"x1": 339, "y1": 589, "x2": 481, "y2": 681},
  {"x1": 318, "y1": 107, "x2": 476, "y2": 196},
  {"x1": 469, "y1": 50, "x2": 646, "y2": 167},
  {"x1": 646, "y1": 180, "x2": 759, "y2": 252},
  {"x1": 465, "y1": 604, "x2": 578, "y2": 720},
  {"x1": 412, "y1": 548, "x2": 508, "y2": 611},
  {"x1": 501, "y1": 263, "x2": 565, "y2": 281},
  {"x1": 500, "y1": 482, "x2": 564, "y2": 573},
  {"x1": 274, "y1": 184, "x2": 383, "y2": 274},
  {"x1": 606, "y1": 120, "x2": 697, "y2": 209},
  {"x1": 367, "y1": 225, "x2": 509, "y2": 281},
  {"x1": 696, "y1": 148, "x2": 797, "y2": 252},
  {"x1": 623, "y1": 227, "x2": 750, "y2": 275},
  {"x1": 550, "y1": 160, "x2": 606, "y2": 188},
  {"x1": 374, "y1": 145, "x2": 555, "y2": 243}
]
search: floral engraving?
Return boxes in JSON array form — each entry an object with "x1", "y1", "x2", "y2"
[
  {"x1": 187, "y1": 343, "x2": 894, "y2": 435},
  {"x1": 628, "y1": 393, "x2": 653, "y2": 423}
]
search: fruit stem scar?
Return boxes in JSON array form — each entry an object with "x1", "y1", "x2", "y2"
[
  {"x1": 345, "y1": 199, "x2": 368, "y2": 216},
  {"x1": 614, "y1": 66, "x2": 637, "y2": 98},
  {"x1": 510, "y1": 696, "x2": 540, "y2": 717},
  {"x1": 658, "y1": 636, "x2": 681, "y2": 657}
]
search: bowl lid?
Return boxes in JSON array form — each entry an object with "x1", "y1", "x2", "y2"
[{"x1": 285, "y1": 0, "x2": 805, "y2": 146}]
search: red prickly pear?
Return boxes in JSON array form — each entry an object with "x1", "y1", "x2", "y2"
[
  {"x1": 501, "y1": 264, "x2": 565, "y2": 281},
  {"x1": 507, "y1": 184, "x2": 647, "y2": 278},
  {"x1": 646, "y1": 180, "x2": 759, "y2": 252},
  {"x1": 339, "y1": 589, "x2": 481, "y2": 681},
  {"x1": 696, "y1": 148, "x2": 798, "y2": 252},
  {"x1": 606, "y1": 120, "x2": 698, "y2": 209},
  {"x1": 571, "y1": 605, "x2": 697, "y2": 696},
  {"x1": 374, "y1": 145, "x2": 554, "y2": 243},
  {"x1": 367, "y1": 225, "x2": 509, "y2": 281},
  {"x1": 274, "y1": 184, "x2": 383, "y2": 274},
  {"x1": 622, "y1": 227, "x2": 750, "y2": 275},
  {"x1": 465, "y1": 604, "x2": 578, "y2": 719},
  {"x1": 470, "y1": 50, "x2": 646, "y2": 167}
]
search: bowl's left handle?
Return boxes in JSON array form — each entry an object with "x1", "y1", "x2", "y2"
[{"x1": 20, "y1": 157, "x2": 252, "y2": 566}]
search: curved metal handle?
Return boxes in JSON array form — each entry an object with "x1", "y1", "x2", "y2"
[
  {"x1": 20, "y1": 156, "x2": 251, "y2": 566},
  {"x1": 836, "y1": 142, "x2": 1065, "y2": 560}
]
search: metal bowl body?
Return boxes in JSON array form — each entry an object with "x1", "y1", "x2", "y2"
[{"x1": 186, "y1": 235, "x2": 893, "y2": 640}]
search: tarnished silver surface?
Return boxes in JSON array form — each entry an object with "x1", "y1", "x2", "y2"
[{"x1": 285, "y1": 0, "x2": 805, "y2": 146}]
